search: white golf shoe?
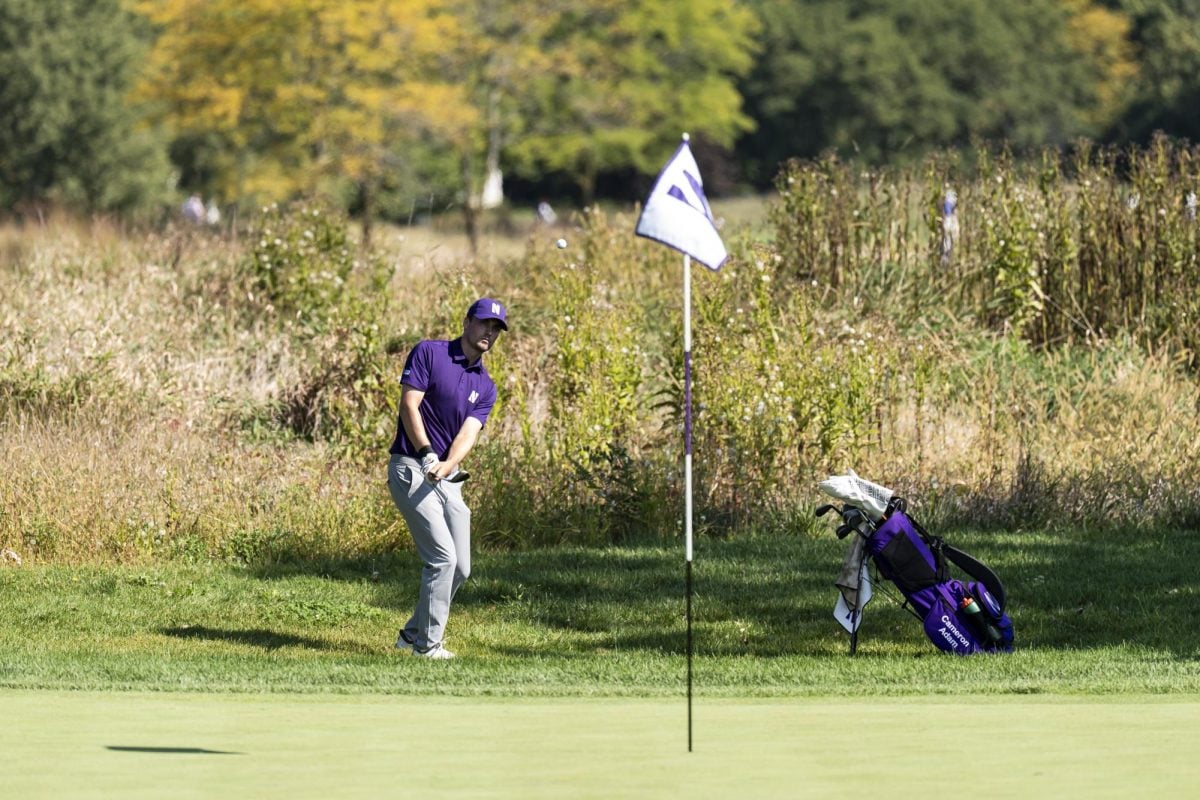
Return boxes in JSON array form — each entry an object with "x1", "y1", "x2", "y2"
[
  {"x1": 412, "y1": 643, "x2": 455, "y2": 659},
  {"x1": 394, "y1": 632, "x2": 416, "y2": 653}
]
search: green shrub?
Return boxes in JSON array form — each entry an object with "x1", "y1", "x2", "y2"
[
  {"x1": 19, "y1": 514, "x2": 60, "y2": 558},
  {"x1": 0, "y1": 348, "x2": 130, "y2": 420},
  {"x1": 247, "y1": 204, "x2": 359, "y2": 322},
  {"x1": 241, "y1": 203, "x2": 397, "y2": 460}
]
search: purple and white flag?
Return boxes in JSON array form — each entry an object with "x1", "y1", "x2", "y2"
[{"x1": 635, "y1": 138, "x2": 728, "y2": 270}]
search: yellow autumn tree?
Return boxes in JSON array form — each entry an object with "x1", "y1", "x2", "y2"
[
  {"x1": 1061, "y1": 0, "x2": 1138, "y2": 130},
  {"x1": 134, "y1": 0, "x2": 472, "y2": 237}
]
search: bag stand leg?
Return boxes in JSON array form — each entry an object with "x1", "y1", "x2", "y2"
[{"x1": 849, "y1": 561, "x2": 865, "y2": 656}]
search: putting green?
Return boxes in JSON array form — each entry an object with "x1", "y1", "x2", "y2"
[{"x1": 4, "y1": 691, "x2": 1196, "y2": 798}]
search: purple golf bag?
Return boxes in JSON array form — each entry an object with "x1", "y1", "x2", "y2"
[
  {"x1": 868, "y1": 506, "x2": 1014, "y2": 654},
  {"x1": 822, "y1": 496, "x2": 1014, "y2": 655}
]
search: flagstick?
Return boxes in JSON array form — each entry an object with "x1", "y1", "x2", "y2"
[
  {"x1": 683, "y1": 253, "x2": 694, "y2": 753},
  {"x1": 632, "y1": 130, "x2": 725, "y2": 753}
]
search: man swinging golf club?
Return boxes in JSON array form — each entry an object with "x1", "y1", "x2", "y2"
[{"x1": 388, "y1": 298, "x2": 507, "y2": 658}]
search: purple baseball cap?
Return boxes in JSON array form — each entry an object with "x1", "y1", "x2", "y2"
[{"x1": 467, "y1": 297, "x2": 508, "y2": 330}]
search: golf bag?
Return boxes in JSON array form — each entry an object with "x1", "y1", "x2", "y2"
[{"x1": 819, "y1": 472, "x2": 1014, "y2": 655}]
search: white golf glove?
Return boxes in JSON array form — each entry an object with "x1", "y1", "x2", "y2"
[{"x1": 418, "y1": 447, "x2": 439, "y2": 476}]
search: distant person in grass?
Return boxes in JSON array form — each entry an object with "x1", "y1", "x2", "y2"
[{"x1": 387, "y1": 298, "x2": 507, "y2": 659}]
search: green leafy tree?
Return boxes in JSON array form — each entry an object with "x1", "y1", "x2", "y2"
[
  {"x1": 1106, "y1": 0, "x2": 1200, "y2": 142},
  {"x1": 0, "y1": 0, "x2": 171, "y2": 214},
  {"x1": 737, "y1": 0, "x2": 1114, "y2": 183},
  {"x1": 399, "y1": 0, "x2": 757, "y2": 252},
  {"x1": 504, "y1": 0, "x2": 759, "y2": 203},
  {"x1": 421, "y1": 1, "x2": 566, "y2": 253}
]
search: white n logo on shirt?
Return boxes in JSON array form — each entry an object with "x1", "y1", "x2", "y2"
[{"x1": 468, "y1": 390, "x2": 479, "y2": 403}]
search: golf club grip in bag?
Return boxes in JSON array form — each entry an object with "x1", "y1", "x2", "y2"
[{"x1": 868, "y1": 508, "x2": 1014, "y2": 655}]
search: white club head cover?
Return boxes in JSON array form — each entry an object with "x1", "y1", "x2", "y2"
[{"x1": 818, "y1": 469, "x2": 894, "y2": 521}]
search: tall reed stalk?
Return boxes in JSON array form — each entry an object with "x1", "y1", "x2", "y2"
[{"x1": 773, "y1": 136, "x2": 1200, "y2": 364}]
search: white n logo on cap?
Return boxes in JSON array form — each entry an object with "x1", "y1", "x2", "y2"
[{"x1": 491, "y1": 303, "x2": 500, "y2": 314}]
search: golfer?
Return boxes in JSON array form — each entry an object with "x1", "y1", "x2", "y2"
[{"x1": 387, "y1": 298, "x2": 507, "y2": 659}]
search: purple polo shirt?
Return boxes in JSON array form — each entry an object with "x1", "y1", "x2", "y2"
[{"x1": 389, "y1": 338, "x2": 497, "y2": 458}]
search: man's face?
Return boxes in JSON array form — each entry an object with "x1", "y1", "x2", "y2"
[{"x1": 464, "y1": 316, "x2": 505, "y2": 353}]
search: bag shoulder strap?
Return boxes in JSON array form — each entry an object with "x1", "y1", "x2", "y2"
[{"x1": 942, "y1": 544, "x2": 1007, "y2": 613}]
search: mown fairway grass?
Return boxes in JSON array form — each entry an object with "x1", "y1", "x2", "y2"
[
  {"x1": 2, "y1": 529, "x2": 1198, "y2": 695},
  {"x1": 4, "y1": 530, "x2": 1199, "y2": 797}
]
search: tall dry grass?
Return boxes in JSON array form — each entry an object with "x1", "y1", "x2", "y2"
[{"x1": 3, "y1": 162, "x2": 1200, "y2": 566}]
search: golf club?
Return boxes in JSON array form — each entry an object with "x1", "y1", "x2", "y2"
[{"x1": 426, "y1": 470, "x2": 470, "y2": 484}]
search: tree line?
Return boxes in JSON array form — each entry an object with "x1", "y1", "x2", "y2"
[{"x1": 2, "y1": 0, "x2": 1198, "y2": 231}]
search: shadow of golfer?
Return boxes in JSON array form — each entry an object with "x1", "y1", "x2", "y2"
[
  {"x1": 160, "y1": 625, "x2": 335, "y2": 651},
  {"x1": 106, "y1": 746, "x2": 242, "y2": 755}
]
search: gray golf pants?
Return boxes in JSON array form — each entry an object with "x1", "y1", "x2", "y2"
[{"x1": 387, "y1": 454, "x2": 471, "y2": 650}]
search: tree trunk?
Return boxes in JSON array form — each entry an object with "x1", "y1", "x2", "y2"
[
  {"x1": 578, "y1": 150, "x2": 598, "y2": 207},
  {"x1": 359, "y1": 180, "x2": 374, "y2": 250},
  {"x1": 579, "y1": 167, "x2": 597, "y2": 207},
  {"x1": 462, "y1": 154, "x2": 480, "y2": 256}
]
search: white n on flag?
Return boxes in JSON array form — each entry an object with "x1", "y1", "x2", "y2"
[{"x1": 635, "y1": 135, "x2": 728, "y2": 270}]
